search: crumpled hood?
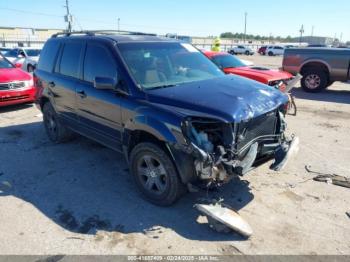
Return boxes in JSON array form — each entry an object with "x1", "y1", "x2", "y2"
[
  {"x1": 0, "y1": 68, "x2": 32, "y2": 83},
  {"x1": 224, "y1": 66, "x2": 293, "y2": 83},
  {"x1": 146, "y1": 75, "x2": 288, "y2": 123}
]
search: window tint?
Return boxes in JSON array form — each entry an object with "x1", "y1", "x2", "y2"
[
  {"x1": 4, "y1": 49, "x2": 19, "y2": 58},
  {"x1": 37, "y1": 40, "x2": 60, "y2": 72},
  {"x1": 60, "y1": 42, "x2": 83, "y2": 78},
  {"x1": 83, "y1": 44, "x2": 117, "y2": 83}
]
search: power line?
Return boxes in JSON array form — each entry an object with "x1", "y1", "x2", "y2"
[{"x1": 0, "y1": 7, "x2": 62, "y2": 18}]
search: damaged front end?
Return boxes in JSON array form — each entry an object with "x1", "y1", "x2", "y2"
[{"x1": 179, "y1": 109, "x2": 298, "y2": 187}]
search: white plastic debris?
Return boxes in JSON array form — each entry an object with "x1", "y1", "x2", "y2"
[{"x1": 195, "y1": 203, "x2": 253, "y2": 238}]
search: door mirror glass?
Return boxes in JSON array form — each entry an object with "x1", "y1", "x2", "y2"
[{"x1": 94, "y1": 77, "x2": 116, "y2": 90}]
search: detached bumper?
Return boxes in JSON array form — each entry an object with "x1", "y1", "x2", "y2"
[
  {"x1": 270, "y1": 136, "x2": 299, "y2": 171},
  {"x1": 0, "y1": 86, "x2": 36, "y2": 107}
]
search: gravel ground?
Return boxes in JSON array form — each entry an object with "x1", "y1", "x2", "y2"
[{"x1": 0, "y1": 54, "x2": 349, "y2": 255}]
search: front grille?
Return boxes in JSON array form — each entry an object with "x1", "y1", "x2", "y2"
[
  {"x1": 0, "y1": 82, "x2": 26, "y2": 90},
  {"x1": 0, "y1": 95, "x2": 30, "y2": 102},
  {"x1": 236, "y1": 110, "x2": 278, "y2": 151}
]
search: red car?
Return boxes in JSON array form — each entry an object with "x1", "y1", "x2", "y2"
[
  {"x1": 0, "y1": 54, "x2": 36, "y2": 107},
  {"x1": 258, "y1": 45, "x2": 267, "y2": 55},
  {"x1": 204, "y1": 51, "x2": 293, "y2": 91}
]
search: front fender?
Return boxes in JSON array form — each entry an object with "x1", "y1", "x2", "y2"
[{"x1": 124, "y1": 115, "x2": 182, "y2": 143}]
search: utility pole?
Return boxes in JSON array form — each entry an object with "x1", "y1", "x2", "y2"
[
  {"x1": 243, "y1": 12, "x2": 247, "y2": 43},
  {"x1": 117, "y1": 18, "x2": 120, "y2": 32},
  {"x1": 340, "y1": 32, "x2": 343, "y2": 43},
  {"x1": 299, "y1": 24, "x2": 304, "y2": 46},
  {"x1": 311, "y1": 26, "x2": 314, "y2": 37},
  {"x1": 64, "y1": 0, "x2": 72, "y2": 33}
]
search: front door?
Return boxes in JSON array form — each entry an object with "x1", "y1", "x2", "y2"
[{"x1": 75, "y1": 42, "x2": 123, "y2": 151}]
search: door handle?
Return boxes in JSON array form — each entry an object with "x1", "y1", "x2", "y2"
[
  {"x1": 77, "y1": 90, "x2": 87, "y2": 98},
  {"x1": 48, "y1": 81, "x2": 55, "y2": 88}
]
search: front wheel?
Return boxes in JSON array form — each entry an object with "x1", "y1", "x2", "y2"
[
  {"x1": 245, "y1": 51, "x2": 250, "y2": 55},
  {"x1": 27, "y1": 64, "x2": 35, "y2": 72},
  {"x1": 268, "y1": 51, "x2": 273, "y2": 56},
  {"x1": 129, "y1": 142, "x2": 185, "y2": 206}
]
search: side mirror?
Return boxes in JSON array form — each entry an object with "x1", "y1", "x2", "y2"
[
  {"x1": 94, "y1": 76, "x2": 116, "y2": 90},
  {"x1": 14, "y1": 63, "x2": 22, "y2": 68},
  {"x1": 17, "y1": 54, "x2": 24, "y2": 58}
]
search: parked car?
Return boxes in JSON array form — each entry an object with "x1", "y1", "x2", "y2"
[
  {"x1": 228, "y1": 45, "x2": 254, "y2": 55},
  {"x1": 35, "y1": 31, "x2": 298, "y2": 206},
  {"x1": 0, "y1": 47, "x2": 12, "y2": 55},
  {"x1": 266, "y1": 46, "x2": 285, "y2": 56},
  {"x1": 283, "y1": 47, "x2": 350, "y2": 92},
  {"x1": 0, "y1": 54, "x2": 36, "y2": 107},
  {"x1": 204, "y1": 51, "x2": 294, "y2": 90},
  {"x1": 307, "y1": 44, "x2": 328, "y2": 48},
  {"x1": 258, "y1": 46, "x2": 267, "y2": 55},
  {"x1": 2, "y1": 47, "x2": 41, "y2": 72}
]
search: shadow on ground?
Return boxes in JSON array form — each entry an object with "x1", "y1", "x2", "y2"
[
  {"x1": 0, "y1": 121, "x2": 254, "y2": 241},
  {"x1": 0, "y1": 103, "x2": 35, "y2": 114},
  {"x1": 292, "y1": 86, "x2": 350, "y2": 105}
]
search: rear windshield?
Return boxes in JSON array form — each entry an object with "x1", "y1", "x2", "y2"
[
  {"x1": 118, "y1": 42, "x2": 223, "y2": 90},
  {"x1": 0, "y1": 56, "x2": 14, "y2": 69}
]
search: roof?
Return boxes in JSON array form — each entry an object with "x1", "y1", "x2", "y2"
[{"x1": 50, "y1": 31, "x2": 178, "y2": 43}]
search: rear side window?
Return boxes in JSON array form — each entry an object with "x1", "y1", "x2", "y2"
[
  {"x1": 60, "y1": 42, "x2": 83, "y2": 78},
  {"x1": 37, "y1": 40, "x2": 60, "y2": 72},
  {"x1": 83, "y1": 43, "x2": 117, "y2": 83}
]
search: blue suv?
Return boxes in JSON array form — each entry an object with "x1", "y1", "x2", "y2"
[{"x1": 35, "y1": 31, "x2": 298, "y2": 206}]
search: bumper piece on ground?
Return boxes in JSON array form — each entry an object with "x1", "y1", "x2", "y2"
[
  {"x1": 270, "y1": 135, "x2": 299, "y2": 171},
  {"x1": 195, "y1": 202, "x2": 253, "y2": 238}
]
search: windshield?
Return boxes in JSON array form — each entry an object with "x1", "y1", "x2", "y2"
[
  {"x1": 0, "y1": 56, "x2": 14, "y2": 69},
  {"x1": 3, "y1": 49, "x2": 18, "y2": 58},
  {"x1": 118, "y1": 42, "x2": 223, "y2": 89},
  {"x1": 211, "y1": 54, "x2": 246, "y2": 68},
  {"x1": 25, "y1": 49, "x2": 41, "y2": 57}
]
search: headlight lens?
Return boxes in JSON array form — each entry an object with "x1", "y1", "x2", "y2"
[{"x1": 24, "y1": 79, "x2": 34, "y2": 87}]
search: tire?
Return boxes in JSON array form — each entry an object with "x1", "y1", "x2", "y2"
[
  {"x1": 129, "y1": 142, "x2": 185, "y2": 206},
  {"x1": 301, "y1": 69, "x2": 328, "y2": 93},
  {"x1": 245, "y1": 51, "x2": 250, "y2": 55},
  {"x1": 27, "y1": 64, "x2": 35, "y2": 73},
  {"x1": 326, "y1": 81, "x2": 334, "y2": 88},
  {"x1": 43, "y1": 102, "x2": 74, "y2": 143},
  {"x1": 268, "y1": 51, "x2": 273, "y2": 56}
]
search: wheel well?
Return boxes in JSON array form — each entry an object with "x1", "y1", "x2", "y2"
[
  {"x1": 126, "y1": 129, "x2": 195, "y2": 185},
  {"x1": 301, "y1": 62, "x2": 330, "y2": 78},
  {"x1": 127, "y1": 130, "x2": 167, "y2": 157},
  {"x1": 40, "y1": 97, "x2": 49, "y2": 110}
]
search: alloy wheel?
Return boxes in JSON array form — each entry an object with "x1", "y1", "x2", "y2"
[{"x1": 137, "y1": 154, "x2": 168, "y2": 195}]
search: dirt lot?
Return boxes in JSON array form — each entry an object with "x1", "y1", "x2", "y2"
[{"x1": 0, "y1": 54, "x2": 350, "y2": 255}]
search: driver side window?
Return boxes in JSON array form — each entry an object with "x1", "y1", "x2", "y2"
[{"x1": 83, "y1": 43, "x2": 118, "y2": 84}]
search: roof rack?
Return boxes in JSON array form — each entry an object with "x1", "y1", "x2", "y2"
[{"x1": 51, "y1": 30, "x2": 157, "y2": 38}]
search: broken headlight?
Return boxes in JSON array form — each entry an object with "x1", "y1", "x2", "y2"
[{"x1": 181, "y1": 117, "x2": 235, "y2": 154}]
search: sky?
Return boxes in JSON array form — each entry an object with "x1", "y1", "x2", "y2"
[{"x1": 0, "y1": 0, "x2": 349, "y2": 42}]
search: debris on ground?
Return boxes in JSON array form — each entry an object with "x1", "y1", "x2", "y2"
[
  {"x1": 195, "y1": 200, "x2": 253, "y2": 238},
  {"x1": 346, "y1": 212, "x2": 350, "y2": 219},
  {"x1": 305, "y1": 165, "x2": 350, "y2": 189}
]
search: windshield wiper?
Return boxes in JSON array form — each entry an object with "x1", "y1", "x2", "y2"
[{"x1": 147, "y1": 84, "x2": 177, "y2": 90}]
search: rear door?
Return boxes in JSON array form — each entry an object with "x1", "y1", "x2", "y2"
[
  {"x1": 52, "y1": 40, "x2": 84, "y2": 124},
  {"x1": 75, "y1": 40, "x2": 123, "y2": 151}
]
